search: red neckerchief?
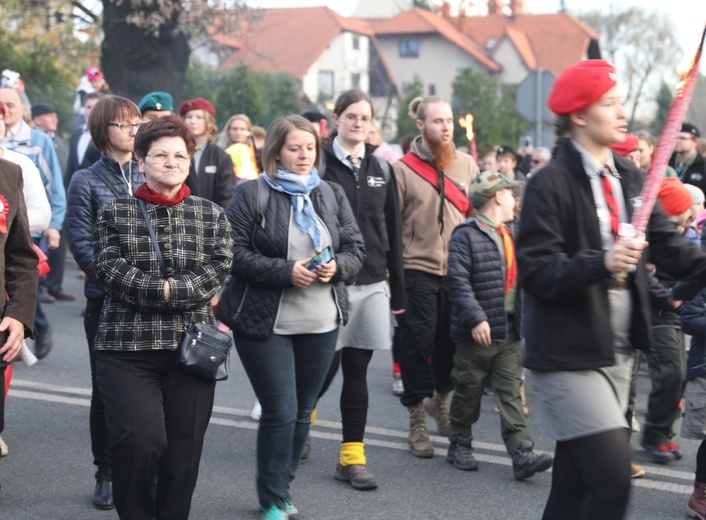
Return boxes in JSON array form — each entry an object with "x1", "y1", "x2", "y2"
[{"x1": 134, "y1": 184, "x2": 191, "y2": 206}]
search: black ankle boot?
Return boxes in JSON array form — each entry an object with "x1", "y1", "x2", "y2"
[{"x1": 93, "y1": 477, "x2": 114, "y2": 510}]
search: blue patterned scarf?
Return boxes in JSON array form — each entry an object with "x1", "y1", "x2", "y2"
[{"x1": 263, "y1": 164, "x2": 322, "y2": 250}]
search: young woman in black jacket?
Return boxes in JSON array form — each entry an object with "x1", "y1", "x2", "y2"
[
  {"x1": 218, "y1": 115, "x2": 364, "y2": 520},
  {"x1": 310, "y1": 89, "x2": 405, "y2": 490},
  {"x1": 517, "y1": 59, "x2": 706, "y2": 520}
]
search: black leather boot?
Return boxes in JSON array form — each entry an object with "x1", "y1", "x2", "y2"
[{"x1": 93, "y1": 477, "x2": 114, "y2": 510}]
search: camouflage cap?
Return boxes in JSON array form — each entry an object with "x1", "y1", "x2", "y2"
[{"x1": 469, "y1": 171, "x2": 518, "y2": 209}]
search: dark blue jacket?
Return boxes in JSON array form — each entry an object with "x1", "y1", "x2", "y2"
[
  {"x1": 67, "y1": 154, "x2": 145, "y2": 299},
  {"x1": 681, "y1": 289, "x2": 706, "y2": 381},
  {"x1": 446, "y1": 218, "x2": 521, "y2": 343}
]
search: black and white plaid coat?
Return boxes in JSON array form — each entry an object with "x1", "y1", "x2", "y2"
[{"x1": 93, "y1": 195, "x2": 233, "y2": 351}]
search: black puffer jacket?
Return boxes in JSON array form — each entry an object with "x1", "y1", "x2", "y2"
[
  {"x1": 446, "y1": 218, "x2": 521, "y2": 343},
  {"x1": 67, "y1": 154, "x2": 145, "y2": 299},
  {"x1": 218, "y1": 178, "x2": 365, "y2": 339}
]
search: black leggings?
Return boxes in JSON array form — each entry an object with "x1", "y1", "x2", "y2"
[
  {"x1": 318, "y1": 347, "x2": 374, "y2": 443},
  {"x1": 697, "y1": 440, "x2": 706, "y2": 483},
  {"x1": 542, "y1": 428, "x2": 631, "y2": 520}
]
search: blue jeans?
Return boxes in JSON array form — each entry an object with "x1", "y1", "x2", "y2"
[{"x1": 235, "y1": 329, "x2": 338, "y2": 511}]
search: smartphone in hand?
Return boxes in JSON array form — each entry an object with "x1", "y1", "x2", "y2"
[{"x1": 305, "y1": 246, "x2": 334, "y2": 272}]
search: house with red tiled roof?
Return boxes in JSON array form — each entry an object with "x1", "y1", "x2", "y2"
[
  {"x1": 370, "y1": 7, "x2": 502, "y2": 101},
  {"x1": 215, "y1": 6, "x2": 398, "y2": 126},
  {"x1": 367, "y1": 2, "x2": 598, "y2": 98},
  {"x1": 459, "y1": 10, "x2": 599, "y2": 84}
]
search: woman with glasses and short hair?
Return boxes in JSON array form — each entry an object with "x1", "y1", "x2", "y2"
[{"x1": 67, "y1": 95, "x2": 146, "y2": 511}]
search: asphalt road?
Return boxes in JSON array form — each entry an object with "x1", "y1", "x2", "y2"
[{"x1": 0, "y1": 260, "x2": 697, "y2": 519}]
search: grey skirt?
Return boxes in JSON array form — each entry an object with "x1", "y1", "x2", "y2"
[
  {"x1": 336, "y1": 281, "x2": 391, "y2": 351},
  {"x1": 528, "y1": 350, "x2": 634, "y2": 441}
]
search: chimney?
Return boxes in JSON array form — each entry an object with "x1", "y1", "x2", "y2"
[
  {"x1": 509, "y1": 0, "x2": 527, "y2": 15},
  {"x1": 435, "y1": 1, "x2": 451, "y2": 19},
  {"x1": 487, "y1": 0, "x2": 503, "y2": 15}
]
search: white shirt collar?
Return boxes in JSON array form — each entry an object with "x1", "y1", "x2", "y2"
[
  {"x1": 332, "y1": 137, "x2": 366, "y2": 166},
  {"x1": 571, "y1": 138, "x2": 618, "y2": 178}
]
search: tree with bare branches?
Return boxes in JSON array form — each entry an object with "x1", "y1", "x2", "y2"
[{"x1": 580, "y1": 7, "x2": 682, "y2": 129}]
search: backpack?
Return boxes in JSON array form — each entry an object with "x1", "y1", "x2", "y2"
[{"x1": 256, "y1": 175, "x2": 337, "y2": 229}]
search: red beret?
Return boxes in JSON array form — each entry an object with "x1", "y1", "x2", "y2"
[
  {"x1": 658, "y1": 177, "x2": 693, "y2": 216},
  {"x1": 547, "y1": 59, "x2": 618, "y2": 115},
  {"x1": 609, "y1": 134, "x2": 639, "y2": 156},
  {"x1": 179, "y1": 97, "x2": 216, "y2": 117}
]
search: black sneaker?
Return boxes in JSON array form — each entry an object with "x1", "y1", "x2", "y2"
[
  {"x1": 512, "y1": 441, "x2": 553, "y2": 480},
  {"x1": 446, "y1": 438, "x2": 479, "y2": 471}
]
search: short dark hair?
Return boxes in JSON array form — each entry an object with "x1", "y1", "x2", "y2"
[
  {"x1": 88, "y1": 96, "x2": 141, "y2": 153},
  {"x1": 301, "y1": 111, "x2": 326, "y2": 123},
  {"x1": 262, "y1": 115, "x2": 321, "y2": 177},
  {"x1": 134, "y1": 115, "x2": 196, "y2": 159},
  {"x1": 85, "y1": 91, "x2": 107, "y2": 105}
]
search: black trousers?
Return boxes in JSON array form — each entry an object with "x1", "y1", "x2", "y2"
[
  {"x1": 396, "y1": 269, "x2": 454, "y2": 407},
  {"x1": 44, "y1": 221, "x2": 69, "y2": 295},
  {"x1": 0, "y1": 365, "x2": 5, "y2": 433},
  {"x1": 96, "y1": 349, "x2": 216, "y2": 520},
  {"x1": 84, "y1": 297, "x2": 110, "y2": 477}
]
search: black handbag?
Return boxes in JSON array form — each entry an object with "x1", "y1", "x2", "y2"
[{"x1": 138, "y1": 199, "x2": 232, "y2": 381}]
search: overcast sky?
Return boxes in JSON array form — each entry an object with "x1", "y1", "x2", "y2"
[{"x1": 246, "y1": 0, "x2": 706, "y2": 57}]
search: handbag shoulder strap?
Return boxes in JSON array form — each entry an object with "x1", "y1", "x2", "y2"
[
  {"x1": 89, "y1": 166, "x2": 122, "y2": 198},
  {"x1": 137, "y1": 198, "x2": 167, "y2": 278}
]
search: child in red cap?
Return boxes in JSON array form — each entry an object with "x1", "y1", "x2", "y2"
[{"x1": 517, "y1": 59, "x2": 706, "y2": 520}]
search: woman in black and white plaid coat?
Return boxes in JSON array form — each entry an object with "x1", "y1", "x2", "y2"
[{"x1": 93, "y1": 116, "x2": 233, "y2": 520}]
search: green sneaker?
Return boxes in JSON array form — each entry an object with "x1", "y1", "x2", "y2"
[
  {"x1": 259, "y1": 504, "x2": 288, "y2": 520},
  {"x1": 284, "y1": 499, "x2": 298, "y2": 515}
]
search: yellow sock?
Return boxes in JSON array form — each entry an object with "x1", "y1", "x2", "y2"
[
  {"x1": 310, "y1": 408, "x2": 317, "y2": 428},
  {"x1": 339, "y1": 442, "x2": 366, "y2": 466}
]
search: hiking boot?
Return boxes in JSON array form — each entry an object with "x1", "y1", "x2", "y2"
[
  {"x1": 446, "y1": 438, "x2": 479, "y2": 471},
  {"x1": 630, "y1": 461, "x2": 645, "y2": 479},
  {"x1": 407, "y1": 403, "x2": 434, "y2": 458},
  {"x1": 334, "y1": 463, "x2": 378, "y2": 490},
  {"x1": 641, "y1": 439, "x2": 676, "y2": 464},
  {"x1": 511, "y1": 440, "x2": 553, "y2": 480},
  {"x1": 423, "y1": 391, "x2": 450, "y2": 437},
  {"x1": 687, "y1": 481, "x2": 706, "y2": 520}
]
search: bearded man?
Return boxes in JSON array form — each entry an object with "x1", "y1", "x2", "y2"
[{"x1": 392, "y1": 96, "x2": 479, "y2": 457}]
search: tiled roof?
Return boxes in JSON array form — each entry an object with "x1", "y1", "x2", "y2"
[
  {"x1": 372, "y1": 8, "x2": 501, "y2": 72},
  {"x1": 460, "y1": 12, "x2": 599, "y2": 74},
  {"x1": 222, "y1": 7, "x2": 374, "y2": 77},
  {"x1": 504, "y1": 26, "x2": 536, "y2": 70}
]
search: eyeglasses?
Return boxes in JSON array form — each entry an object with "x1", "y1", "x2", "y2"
[
  {"x1": 531, "y1": 159, "x2": 542, "y2": 165},
  {"x1": 343, "y1": 113, "x2": 372, "y2": 124},
  {"x1": 146, "y1": 152, "x2": 191, "y2": 165},
  {"x1": 108, "y1": 121, "x2": 142, "y2": 133}
]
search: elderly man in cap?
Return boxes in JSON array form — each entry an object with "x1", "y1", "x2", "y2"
[
  {"x1": 138, "y1": 91, "x2": 174, "y2": 122},
  {"x1": 496, "y1": 145, "x2": 526, "y2": 182},
  {"x1": 31, "y1": 102, "x2": 76, "y2": 304},
  {"x1": 670, "y1": 123, "x2": 706, "y2": 194},
  {"x1": 445, "y1": 170, "x2": 552, "y2": 479}
]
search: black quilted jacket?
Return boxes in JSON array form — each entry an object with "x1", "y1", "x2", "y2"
[
  {"x1": 446, "y1": 218, "x2": 521, "y2": 343},
  {"x1": 218, "y1": 178, "x2": 365, "y2": 339},
  {"x1": 67, "y1": 154, "x2": 145, "y2": 299}
]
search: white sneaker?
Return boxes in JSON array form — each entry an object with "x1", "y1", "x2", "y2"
[
  {"x1": 251, "y1": 400, "x2": 262, "y2": 421},
  {"x1": 0, "y1": 435, "x2": 8, "y2": 456}
]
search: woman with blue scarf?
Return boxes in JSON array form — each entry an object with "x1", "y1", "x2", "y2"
[{"x1": 219, "y1": 115, "x2": 365, "y2": 520}]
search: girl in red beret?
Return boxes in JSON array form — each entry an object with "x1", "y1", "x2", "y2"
[{"x1": 516, "y1": 59, "x2": 706, "y2": 520}]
